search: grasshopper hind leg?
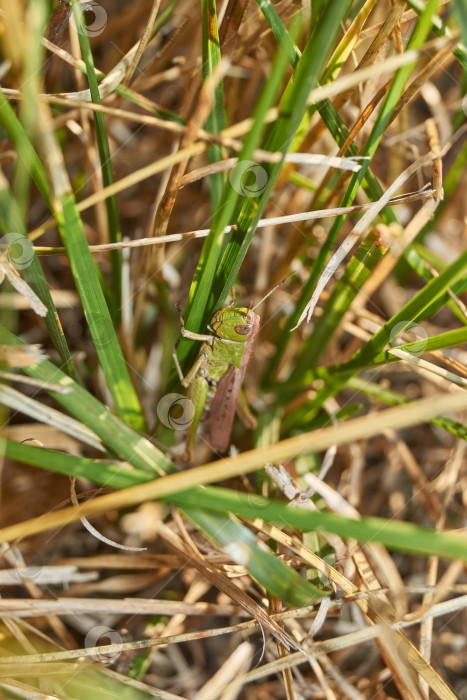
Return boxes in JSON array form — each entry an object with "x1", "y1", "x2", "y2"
[
  {"x1": 181, "y1": 375, "x2": 209, "y2": 462},
  {"x1": 172, "y1": 350, "x2": 185, "y2": 384}
]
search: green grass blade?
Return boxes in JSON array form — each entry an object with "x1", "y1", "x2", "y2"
[
  {"x1": 171, "y1": 487, "x2": 467, "y2": 561},
  {"x1": 0, "y1": 383, "x2": 102, "y2": 451},
  {"x1": 290, "y1": 232, "x2": 387, "y2": 378},
  {"x1": 3, "y1": 438, "x2": 149, "y2": 490},
  {"x1": 255, "y1": 0, "x2": 300, "y2": 64},
  {"x1": 1, "y1": 435, "x2": 326, "y2": 607},
  {"x1": 281, "y1": 402, "x2": 362, "y2": 437},
  {"x1": 0, "y1": 91, "x2": 52, "y2": 210},
  {"x1": 183, "y1": 507, "x2": 327, "y2": 606},
  {"x1": 7, "y1": 430, "x2": 467, "y2": 563},
  {"x1": 245, "y1": 2, "x2": 419, "y2": 381},
  {"x1": 256, "y1": 3, "x2": 406, "y2": 377},
  {"x1": 351, "y1": 250, "x2": 467, "y2": 366},
  {"x1": 298, "y1": 326, "x2": 467, "y2": 383},
  {"x1": 176, "y1": 16, "x2": 296, "y2": 371},
  {"x1": 277, "y1": 328, "x2": 467, "y2": 409},
  {"x1": 208, "y1": 0, "x2": 352, "y2": 309},
  {"x1": 0, "y1": 179, "x2": 77, "y2": 378},
  {"x1": 293, "y1": 250, "x2": 467, "y2": 419},
  {"x1": 70, "y1": 0, "x2": 122, "y2": 311},
  {"x1": 406, "y1": 0, "x2": 467, "y2": 70},
  {"x1": 201, "y1": 0, "x2": 226, "y2": 209},
  {"x1": 284, "y1": 0, "x2": 440, "y2": 371},
  {"x1": 348, "y1": 377, "x2": 467, "y2": 441},
  {"x1": 56, "y1": 193, "x2": 145, "y2": 429},
  {"x1": 267, "y1": 99, "x2": 399, "y2": 378},
  {"x1": 0, "y1": 325, "x2": 170, "y2": 475},
  {"x1": 454, "y1": 0, "x2": 467, "y2": 57}
]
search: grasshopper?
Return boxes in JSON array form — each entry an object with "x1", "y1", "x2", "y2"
[
  {"x1": 173, "y1": 300, "x2": 259, "y2": 462},
  {"x1": 173, "y1": 278, "x2": 293, "y2": 461}
]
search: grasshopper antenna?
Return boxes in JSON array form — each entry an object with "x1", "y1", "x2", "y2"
[
  {"x1": 251, "y1": 272, "x2": 295, "y2": 312},
  {"x1": 229, "y1": 285, "x2": 237, "y2": 307}
]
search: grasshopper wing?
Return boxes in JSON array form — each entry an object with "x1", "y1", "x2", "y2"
[
  {"x1": 206, "y1": 312, "x2": 260, "y2": 453},
  {"x1": 206, "y1": 365, "x2": 244, "y2": 453}
]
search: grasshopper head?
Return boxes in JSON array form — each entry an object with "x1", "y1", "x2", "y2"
[{"x1": 211, "y1": 307, "x2": 260, "y2": 342}]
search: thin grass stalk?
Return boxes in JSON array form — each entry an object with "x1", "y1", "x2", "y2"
[{"x1": 70, "y1": 0, "x2": 123, "y2": 313}]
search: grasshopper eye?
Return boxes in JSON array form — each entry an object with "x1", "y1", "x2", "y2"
[{"x1": 234, "y1": 323, "x2": 252, "y2": 335}]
